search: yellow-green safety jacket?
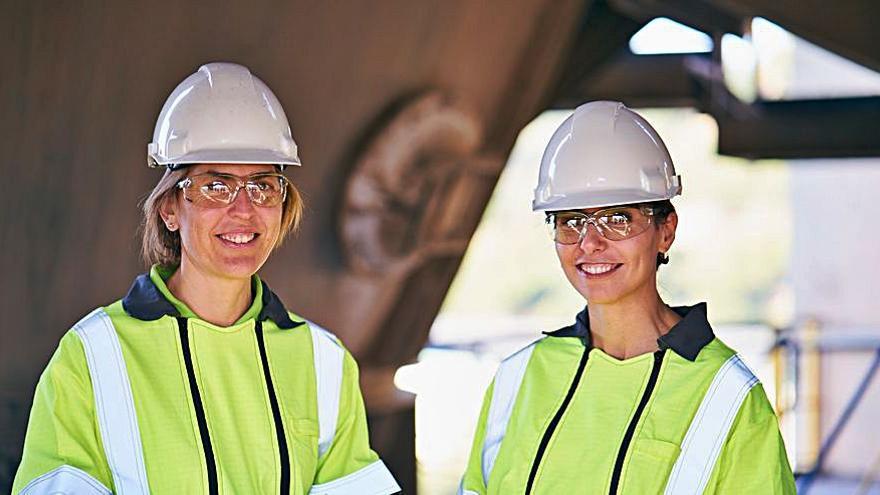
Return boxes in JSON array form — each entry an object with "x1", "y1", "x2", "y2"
[
  {"x1": 13, "y1": 265, "x2": 400, "y2": 495},
  {"x1": 459, "y1": 303, "x2": 795, "y2": 494}
]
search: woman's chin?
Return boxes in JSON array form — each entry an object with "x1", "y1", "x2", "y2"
[{"x1": 211, "y1": 256, "x2": 265, "y2": 280}]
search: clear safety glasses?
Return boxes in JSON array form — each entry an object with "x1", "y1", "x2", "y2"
[
  {"x1": 546, "y1": 206, "x2": 656, "y2": 244},
  {"x1": 176, "y1": 172, "x2": 288, "y2": 208}
]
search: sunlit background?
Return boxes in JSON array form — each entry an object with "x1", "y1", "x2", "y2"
[{"x1": 397, "y1": 17, "x2": 880, "y2": 494}]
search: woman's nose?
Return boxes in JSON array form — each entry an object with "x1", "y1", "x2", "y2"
[
  {"x1": 228, "y1": 187, "x2": 256, "y2": 215},
  {"x1": 578, "y1": 222, "x2": 607, "y2": 252}
]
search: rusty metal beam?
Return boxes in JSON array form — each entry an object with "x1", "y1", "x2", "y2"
[{"x1": 0, "y1": 1, "x2": 591, "y2": 491}]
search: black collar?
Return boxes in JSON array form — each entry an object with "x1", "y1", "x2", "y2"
[
  {"x1": 543, "y1": 303, "x2": 714, "y2": 361},
  {"x1": 121, "y1": 273, "x2": 304, "y2": 329}
]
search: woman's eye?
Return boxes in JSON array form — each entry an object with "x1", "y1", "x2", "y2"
[
  {"x1": 206, "y1": 182, "x2": 230, "y2": 193},
  {"x1": 560, "y1": 218, "x2": 581, "y2": 228},
  {"x1": 250, "y1": 178, "x2": 278, "y2": 191},
  {"x1": 606, "y1": 214, "x2": 630, "y2": 225}
]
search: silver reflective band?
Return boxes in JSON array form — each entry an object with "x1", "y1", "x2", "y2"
[
  {"x1": 308, "y1": 459, "x2": 401, "y2": 495},
  {"x1": 481, "y1": 339, "x2": 541, "y2": 487},
  {"x1": 457, "y1": 478, "x2": 480, "y2": 495},
  {"x1": 73, "y1": 309, "x2": 150, "y2": 495},
  {"x1": 308, "y1": 321, "x2": 345, "y2": 458},
  {"x1": 664, "y1": 354, "x2": 759, "y2": 494},
  {"x1": 20, "y1": 465, "x2": 111, "y2": 495}
]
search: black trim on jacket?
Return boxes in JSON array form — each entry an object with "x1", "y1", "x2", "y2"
[
  {"x1": 543, "y1": 303, "x2": 714, "y2": 362},
  {"x1": 122, "y1": 272, "x2": 304, "y2": 329}
]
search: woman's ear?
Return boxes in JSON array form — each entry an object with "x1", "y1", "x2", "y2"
[
  {"x1": 158, "y1": 195, "x2": 179, "y2": 232},
  {"x1": 659, "y1": 211, "x2": 678, "y2": 253}
]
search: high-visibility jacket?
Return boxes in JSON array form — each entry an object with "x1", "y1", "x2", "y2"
[
  {"x1": 459, "y1": 303, "x2": 795, "y2": 495},
  {"x1": 13, "y1": 265, "x2": 400, "y2": 495}
]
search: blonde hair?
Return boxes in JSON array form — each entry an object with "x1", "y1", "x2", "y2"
[{"x1": 141, "y1": 167, "x2": 303, "y2": 267}]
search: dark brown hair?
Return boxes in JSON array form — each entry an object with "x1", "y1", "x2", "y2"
[{"x1": 644, "y1": 200, "x2": 676, "y2": 268}]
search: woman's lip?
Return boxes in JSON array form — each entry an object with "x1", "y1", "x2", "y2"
[
  {"x1": 576, "y1": 262, "x2": 623, "y2": 277},
  {"x1": 215, "y1": 230, "x2": 260, "y2": 235},
  {"x1": 215, "y1": 232, "x2": 260, "y2": 247}
]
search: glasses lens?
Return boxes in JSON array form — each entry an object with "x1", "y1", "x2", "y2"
[
  {"x1": 180, "y1": 173, "x2": 287, "y2": 208},
  {"x1": 596, "y1": 207, "x2": 652, "y2": 240},
  {"x1": 184, "y1": 174, "x2": 236, "y2": 207},
  {"x1": 245, "y1": 174, "x2": 286, "y2": 207},
  {"x1": 550, "y1": 213, "x2": 585, "y2": 244},
  {"x1": 547, "y1": 207, "x2": 654, "y2": 243}
]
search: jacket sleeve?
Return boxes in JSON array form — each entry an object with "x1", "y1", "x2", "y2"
[
  {"x1": 310, "y1": 349, "x2": 401, "y2": 495},
  {"x1": 703, "y1": 383, "x2": 796, "y2": 494},
  {"x1": 458, "y1": 380, "x2": 495, "y2": 495},
  {"x1": 12, "y1": 331, "x2": 114, "y2": 495}
]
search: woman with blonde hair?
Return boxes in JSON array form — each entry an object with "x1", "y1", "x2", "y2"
[{"x1": 14, "y1": 62, "x2": 400, "y2": 495}]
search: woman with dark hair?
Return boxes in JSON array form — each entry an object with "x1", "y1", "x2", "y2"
[
  {"x1": 459, "y1": 101, "x2": 795, "y2": 494},
  {"x1": 14, "y1": 63, "x2": 400, "y2": 495}
]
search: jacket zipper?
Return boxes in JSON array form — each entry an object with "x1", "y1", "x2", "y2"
[
  {"x1": 255, "y1": 320, "x2": 291, "y2": 495},
  {"x1": 524, "y1": 344, "x2": 591, "y2": 494},
  {"x1": 608, "y1": 349, "x2": 666, "y2": 495},
  {"x1": 177, "y1": 317, "x2": 219, "y2": 495}
]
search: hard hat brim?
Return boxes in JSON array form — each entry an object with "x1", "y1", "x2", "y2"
[
  {"x1": 532, "y1": 189, "x2": 677, "y2": 212},
  {"x1": 148, "y1": 148, "x2": 302, "y2": 168}
]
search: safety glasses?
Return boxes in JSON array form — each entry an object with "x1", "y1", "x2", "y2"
[
  {"x1": 546, "y1": 206, "x2": 656, "y2": 243},
  {"x1": 176, "y1": 172, "x2": 288, "y2": 208}
]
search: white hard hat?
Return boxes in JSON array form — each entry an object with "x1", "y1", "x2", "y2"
[
  {"x1": 147, "y1": 62, "x2": 301, "y2": 169},
  {"x1": 532, "y1": 101, "x2": 681, "y2": 211}
]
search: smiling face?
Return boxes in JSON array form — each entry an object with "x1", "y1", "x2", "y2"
[
  {"x1": 554, "y1": 205, "x2": 677, "y2": 306},
  {"x1": 159, "y1": 163, "x2": 283, "y2": 283}
]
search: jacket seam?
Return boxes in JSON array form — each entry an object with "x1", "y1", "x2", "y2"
[
  {"x1": 177, "y1": 318, "x2": 219, "y2": 495},
  {"x1": 616, "y1": 350, "x2": 672, "y2": 494},
  {"x1": 525, "y1": 346, "x2": 590, "y2": 493},
  {"x1": 256, "y1": 321, "x2": 292, "y2": 494},
  {"x1": 171, "y1": 317, "x2": 206, "y2": 491}
]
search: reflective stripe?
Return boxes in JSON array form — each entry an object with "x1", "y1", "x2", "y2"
[
  {"x1": 481, "y1": 339, "x2": 540, "y2": 487},
  {"x1": 308, "y1": 321, "x2": 345, "y2": 458},
  {"x1": 73, "y1": 309, "x2": 150, "y2": 495},
  {"x1": 457, "y1": 479, "x2": 480, "y2": 495},
  {"x1": 664, "y1": 354, "x2": 759, "y2": 495},
  {"x1": 308, "y1": 460, "x2": 401, "y2": 495},
  {"x1": 20, "y1": 465, "x2": 112, "y2": 495}
]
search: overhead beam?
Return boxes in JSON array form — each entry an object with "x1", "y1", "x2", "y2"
[
  {"x1": 554, "y1": 48, "x2": 880, "y2": 159},
  {"x1": 552, "y1": 49, "x2": 710, "y2": 108},
  {"x1": 706, "y1": 0, "x2": 880, "y2": 72},
  {"x1": 551, "y1": 0, "x2": 646, "y2": 107},
  {"x1": 609, "y1": 0, "x2": 746, "y2": 36},
  {"x1": 716, "y1": 96, "x2": 880, "y2": 159}
]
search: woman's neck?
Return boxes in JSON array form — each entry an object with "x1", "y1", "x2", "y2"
[
  {"x1": 166, "y1": 261, "x2": 253, "y2": 327},
  {"x1": 587, "y1": 290, "x2": 681, "y2": 360}
]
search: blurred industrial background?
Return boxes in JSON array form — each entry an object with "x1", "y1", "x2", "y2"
[{"x1": 2, "y1": 1, "x2": 880, "y2": 493}]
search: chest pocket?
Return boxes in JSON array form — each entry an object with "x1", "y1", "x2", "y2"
[
  {"x1": 287, "y1": 416, "x2": 320, "y2": 492},
  {"x1": 621, "y1": 438, "x2": 680, "y2": 494}
]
